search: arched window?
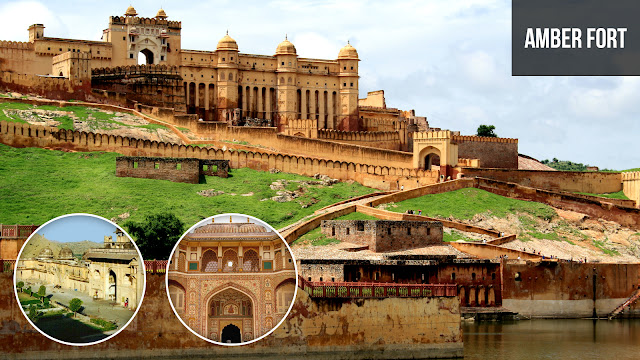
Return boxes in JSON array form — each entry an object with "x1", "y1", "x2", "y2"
[
  {"x1": 202, "y1": 250, "x2": 218, "y2": 272},
  {"x1": 222, "y1": 250, "x2": 238, "y2": 272},
  {"x1": 178, "y1": 253, "x2": 186, "y2": 272},
  {"x1": 274, "y1": 250, "x2": 283, "y2": 270},
  {"x1": 242, "y1": 250, "x2": 259, "y2": 272},
  {"x1": 220, "y1": 72, "x2": 225, "y2": 81}
]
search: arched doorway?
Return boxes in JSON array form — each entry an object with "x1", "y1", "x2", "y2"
[
  {"x1": 108, "y1": 270, "x2": 117, "y2": 302},
  {"x1": 221, "y1": 324, "x2": 241, "y2": 343},
  {"x1": 419, "y1": 146, "x2": 441, "y2": 170},
  {"x1": 139, "y1": 49, "x2": 154, "y2": 65},
  {"x1": 208, "y1": 288, "x2": 254, "y2": 342}
]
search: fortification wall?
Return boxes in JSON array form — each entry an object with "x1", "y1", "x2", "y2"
[
  {"x1": 0, "y1": 72, "x2": 91, "y2": 101},
  {"x1": 0, "y1": 121, "x2": 439, "y2": 191},
  {"x1": 475, "y1": 178, "x2": 640, "y2": 230},
  {"x1": 0, "y1": 273, "x2": 463, "y2": 359},
  {"x1": 502, "y1": 262, "x2": 640, "y2": 318},
  {"x1": 317, "y1": 129, "x2": 402, "y2": 151},
  {"x1": 461, "y1": 167, "x2": 623, "y2": 194},
  {"x1": 622, "y1": 172, "x2": 640, "y2": 208},
  {"x1": 0, "y1": 41, "x2": 38, "y2": 75},
  {"x1": 454, "y1": 136, "x2": 518, "y2": 169},
  {"x1": 165, "y1": 117, "x2": 414, "y2": 169}
]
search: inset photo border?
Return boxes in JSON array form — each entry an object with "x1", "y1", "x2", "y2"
[
  {"x1": 165, "y1": 213, "x2": 298, "y2": 346},
  {"x1": 13, "y1": 213, "x2": 146, "y2": 346}
]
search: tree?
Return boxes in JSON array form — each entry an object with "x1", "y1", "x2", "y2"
[
  {"x1": 69, "y1": 298, "x2": 83, "y2": 317},
  {"x1": 16, "y1": 281, "x2": 24, "y2": 293},
  {"x1": 476, "y1": 124, "x2": 498, "y2": 137},
  {"x1": 28, "y1": 304, "x2": 42, "y2": 323},
  {"x1": 38, "y1": 285, "x2": 46, "y2": 301},
  {"x1": 124, "y1": 213, "x2": 185, "y2": 260}
]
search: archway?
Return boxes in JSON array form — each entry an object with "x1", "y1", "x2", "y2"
[
  {"x1": 168, "y1": 280, "x2": 186, "y2": 314},
  {"x1": 108, "y1": 270, "x2": 117, "y2": 302},
  {"x1": 221, "y1": 324, "x2": 241, "y2": 343},
  {"x1": 207, "y1": 287, "x2": 254, "y2": 342},
  {"x1": 418, "y1": 146, "x2": 441, "y2": 170},
  {"x1": 139, "y1": 49, "x2": 154, "y2": 65}
]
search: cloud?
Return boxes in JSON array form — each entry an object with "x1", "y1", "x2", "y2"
[{"x1": 0, "y1": 1, "x2": 66, "y2": 41}]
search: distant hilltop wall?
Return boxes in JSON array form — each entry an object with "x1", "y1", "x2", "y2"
[{"x1": 461, "y1": 167, "x2": 623, "y2": 194}]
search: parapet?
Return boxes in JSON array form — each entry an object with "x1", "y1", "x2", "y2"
[
  {"x1": 452, "y1": 135, "x2": 518, "y2": 144},
  {"x1": 413, "y1": 130, "x2": 454, "y2": 140},
  {"x1": 0, "y1": 40, "x2": 33, "y2": 50}
]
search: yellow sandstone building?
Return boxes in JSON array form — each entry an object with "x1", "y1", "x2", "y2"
[{"x1": 0, "y1": 6, "x2": 364, "y2": 130}]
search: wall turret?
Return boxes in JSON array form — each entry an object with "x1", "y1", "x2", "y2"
[
  {"x1": 338, "y1": 42, "x2": 360, "y2": 131},
  {"x1": 216, "y1": 32, "x2": 239, "y2": 123},
  {"x1": 28, "y1": 24, "x2": 44, "y2": 43},
  {"x1": 275, "y1": 36, "x2": 298, "y2": 130}
]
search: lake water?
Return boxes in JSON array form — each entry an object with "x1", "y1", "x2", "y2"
[{"x1": 462, "y1": 319, "x2": 640, "y2": 359}]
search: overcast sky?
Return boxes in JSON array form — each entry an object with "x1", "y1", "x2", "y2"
[{"x1": 0, "y1": 0, "x2": 637, "y2": 169}]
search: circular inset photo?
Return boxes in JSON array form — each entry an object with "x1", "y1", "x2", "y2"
[
  {"x1": 166, "y1": 214, "x2": 298, "y2": 345},
  {"x1": 13, "y1": 214, "x2": 146, "y2": 346}
]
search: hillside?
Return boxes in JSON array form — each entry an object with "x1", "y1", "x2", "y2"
[
  {"x1": 0, "y1": 144, "x2": 375, "y2": 230},
  {"x1": 20, "y1": 234, "x2": 101, "y2": 259},
  {"x1": 382, "y1": 188, "x2": 640, "y2": 262}
]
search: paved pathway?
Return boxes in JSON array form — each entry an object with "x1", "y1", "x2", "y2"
[{"x1": 23, "y1": 281, "x2": 135, "y2": 326}]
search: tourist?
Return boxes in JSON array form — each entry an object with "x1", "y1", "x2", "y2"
[
  {"x1": 401, "y1": 185, "x2": 404, "y2": 191},
  {"x1": 418, "y1": 210, "x2": 422, "y2": 216},
  {"x1": 125, "y1": 298, "x2": 129, "y2": 308}
]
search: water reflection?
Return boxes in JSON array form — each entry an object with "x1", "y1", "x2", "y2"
[{"x1": 462, "y1": 319, "x2": 640, "y2": 359}]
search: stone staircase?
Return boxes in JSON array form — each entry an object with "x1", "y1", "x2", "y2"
[{"x1": 609, "y1": 288, "x2": 640, "y2": 319}]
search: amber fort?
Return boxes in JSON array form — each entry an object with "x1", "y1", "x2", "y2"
[{"x1": 0, "y1": 5, "x2": 639, "y2": 359}]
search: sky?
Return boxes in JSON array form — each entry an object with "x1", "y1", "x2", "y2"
[
  {"x1": 0, "y1": 0, "x2": 637, "y2": 169},
  {"x1": 35, "y1": 214, "x2": 118, "y2": 243}
]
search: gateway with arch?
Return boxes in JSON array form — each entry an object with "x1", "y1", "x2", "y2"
[{"x1": 167, "y1": 216, "x2": 296, "y2": 344}]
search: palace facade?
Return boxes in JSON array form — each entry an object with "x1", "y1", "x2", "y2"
[
  {"x1": 16, "y1": 230, "x2": 144, "y2": 309},
  {"x1": 167, "y1": 218, "x2": 296, "y2": 343}
]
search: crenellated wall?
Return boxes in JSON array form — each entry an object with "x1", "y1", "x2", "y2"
[
  {"x1": 0, "y1": 121, "x2": 439, "y2": 191},
  {"x1": 318, "y1": 129, "x2": 401, "y2": 150}
]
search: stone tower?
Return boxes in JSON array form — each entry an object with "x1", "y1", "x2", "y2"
[
  {"x1": 275, "y1": 36, "x2": 298, "y2": 131},
  {"x1": 28, "y1": 24, "x2": 45, "y2": 42},
  {"x1": 103, "y1": 6, "x2": 182, "y2": 67},
  {"x1": 216, "y1": 32, "x2": 239, "y2": 123},
  {"x1": 337, "y1": 42, "x2": 360, "y2": 131}
]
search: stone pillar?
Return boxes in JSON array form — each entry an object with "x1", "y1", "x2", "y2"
[
  {"x1": 242, "y1": 86, "x2": 248, "y2": 118},
  {"x1": 258, "y1": 87, "x2": 264, "y2": 119},
  {"x1": 327, "y1": 92, "x2": 334, "y2": 129},
  {"x1": 301, "y1": 89, "x2": 307, "y2": 120},
  {"x1": 204, "y1": 84, "x2": 210, "y2": 110},
  {"x1": 309, "y1": 90, "x2": 316, "y2": 121},
  {"x1": 266, "y1": 88, "x2": 272, "y2": 120},
  {"x1": 194, "y1": 84, "x2": 199, "y2": 108},
  {"x1": 318, "y1": 91, "x2": 326, "y2": 129}
]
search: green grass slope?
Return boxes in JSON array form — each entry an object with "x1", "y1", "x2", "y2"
[
  {"x1": 387, "y1": 187, "x2": 557, "y2": 221},
  {"x1": 0, "y1": 144, "x2": 374, "y2": 229}
]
